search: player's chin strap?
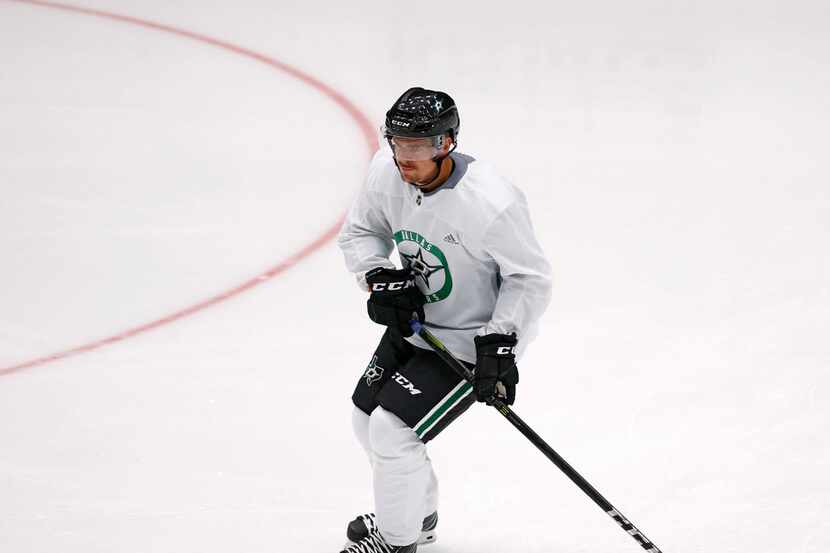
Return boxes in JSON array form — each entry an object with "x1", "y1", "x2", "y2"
[{"x1": 415, "y1": 150, "x2": 456, "y2": 190}]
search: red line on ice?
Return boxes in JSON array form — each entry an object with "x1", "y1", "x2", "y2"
[{"x1": 1, "y1": 0, "x2": 377, "y2": 376}]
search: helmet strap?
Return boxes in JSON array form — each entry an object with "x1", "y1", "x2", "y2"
[{"x1": 420, "y1": 153, "x2": 455, "y2": 190}]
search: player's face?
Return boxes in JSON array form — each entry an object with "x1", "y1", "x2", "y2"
[
  {"x1": 388, "y1": 135, "x2": 452, "y2": 185},
  {"x1": 397, "y1": 157, "x2": 439, "y2": 184}
]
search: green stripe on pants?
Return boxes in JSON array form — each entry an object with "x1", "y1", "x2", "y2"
[{"x1": 415, "y1": 382, "x2": 473, "y2": 438}]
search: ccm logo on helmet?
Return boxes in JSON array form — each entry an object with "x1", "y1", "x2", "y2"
[
  {"x1": 371, "y1": 280, "x2": 415, "y2": 292},
  {"x1": 496, "y1": 346, "x2": 516, "y2": 355}
]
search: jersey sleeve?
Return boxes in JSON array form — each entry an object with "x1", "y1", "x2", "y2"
[
  {"x1": 480, "y1": 194, "x2": 553, "y2": 345},
  {"x1": 337, "y1": 168, "x2": 397, "y2": 290}
]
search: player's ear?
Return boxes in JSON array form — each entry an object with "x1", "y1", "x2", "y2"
[{"x1": 442, "y1": 133, "x2": 454, "y2": 153}]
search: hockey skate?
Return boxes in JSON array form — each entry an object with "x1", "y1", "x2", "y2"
[
  {"x1": 340, "y1": 514, "x2": 418, "y2": 553},
  {"x1": 345, "y1": 512, "x2": 437, "y2": 547}
]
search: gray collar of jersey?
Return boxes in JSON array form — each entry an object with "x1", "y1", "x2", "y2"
[{"x1": 420, "y1": 152, "x2": 476, "y2": 196}]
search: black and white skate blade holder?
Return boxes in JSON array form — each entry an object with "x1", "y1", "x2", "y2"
[{"x1": 408, "y1": 318, "x2": 664, "y2": 553}]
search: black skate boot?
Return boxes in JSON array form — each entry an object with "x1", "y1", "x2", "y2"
[
  {"x1": 339, "y1": 516, "x2": 417, "y2": 553},
  {"x1": 346, "y1": 512, "x2": 437, "y2": 546}
]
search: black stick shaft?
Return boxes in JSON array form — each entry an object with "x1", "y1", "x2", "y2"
[{"x1": 412, "y1": 321, "x2": 663, "y2": 552}]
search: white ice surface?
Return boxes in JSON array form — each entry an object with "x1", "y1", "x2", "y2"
[{"x1": 1, "y1": 1, "x2": 829, "y2": 552}]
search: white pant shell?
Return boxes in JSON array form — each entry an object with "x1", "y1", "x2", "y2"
[{"x1": 352, "y1": 406, "x2": 438, "y2": 546}]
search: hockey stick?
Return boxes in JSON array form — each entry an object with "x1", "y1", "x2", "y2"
[{"x1": 409, "y1": 320, "x2": 664, "y2": 552}]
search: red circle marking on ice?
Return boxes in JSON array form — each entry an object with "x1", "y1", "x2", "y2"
[{"x1": 0, "y1": 0, "x2": 377, "y2": 376}]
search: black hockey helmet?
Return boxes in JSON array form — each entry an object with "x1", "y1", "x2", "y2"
[{"x1": 383, "y1": 87, "x2": 460, "y2": 141}]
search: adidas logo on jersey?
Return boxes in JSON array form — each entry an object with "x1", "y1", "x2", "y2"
[{"x1": 442, "y1": 233, "x2": 460, "y2": 245}]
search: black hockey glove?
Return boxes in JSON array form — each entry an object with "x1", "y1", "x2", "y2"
[
  {"x1": 365, "y1": 267, "x2": 425, "y2": 337},
  {"x1": 473, "y1": 333, "x2": 519, "y2": 405}
]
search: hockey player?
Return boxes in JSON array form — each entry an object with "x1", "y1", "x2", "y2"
[{"x1": 337, "y1": 87, "x2": 552, "y2": 552}]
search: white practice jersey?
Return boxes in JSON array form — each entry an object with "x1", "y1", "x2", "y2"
[{"x1": 338, "y1": 148, "x2": 552, "y2": 363}]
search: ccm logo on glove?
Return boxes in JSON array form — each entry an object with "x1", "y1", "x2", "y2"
[
  {"x1": 496, "y1": 346, "x2": 516, "y2": 355},
  {"x1": 370, "y1": 280, "x2": 416, "y2": 292}
]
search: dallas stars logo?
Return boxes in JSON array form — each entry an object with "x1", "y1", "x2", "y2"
[
  {"x1": 363, "y1": 355, "x2": 385, "y2": 387},
  {"x1": 393, "y1": 230, "x2": 453, "y2": 303},
  {"x1": 401, "y1": 248, "x2": 445, "y2": 289}
]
